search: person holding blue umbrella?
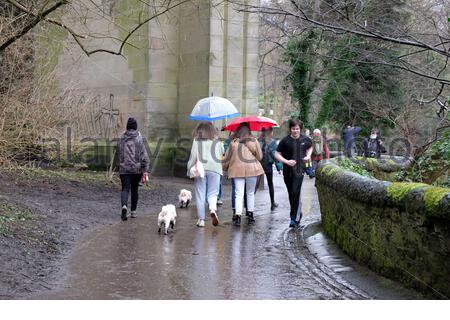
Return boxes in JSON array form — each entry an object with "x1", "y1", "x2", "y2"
[
  {"x1": 187, "y1": 122, "x2": 224, "y2": 227},
  {"x1": 188, "y1": 95, "x2": 240, "y2": 226}
]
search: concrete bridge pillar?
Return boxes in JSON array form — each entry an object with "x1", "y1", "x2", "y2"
[{"x1": 50, "y1": 0, "x2": 259, "y2": 174}]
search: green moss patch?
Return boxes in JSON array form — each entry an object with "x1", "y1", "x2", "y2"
[
  {"x1": 387, "y1": 182, "x2": 428, "y2": 201},
  {"x1": 365, "y1": 157, "x2": 378, "y2": 167},
  {"x1": 423, "y1": 187, "x2": 450, "y2": 214},
  {"x1": 321, "y1": 164, "x2": 341, "y2": 177}
]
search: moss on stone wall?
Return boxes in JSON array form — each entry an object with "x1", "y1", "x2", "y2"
[
  {"x1": 386, "y1": 182, "x2": 428, "y2": 201},
  {"x1": 423, "y1": 187, "x2": 450, "y2": 215},
  {"x1": 316, "y1": 159, "x2": 450, "y2": 298},
  {"x1": 321, "y1": 164, "x2": 342, "y2": 177},
  {"x1": 317, "y1": 181, "x2": 450, "y2": 298}
]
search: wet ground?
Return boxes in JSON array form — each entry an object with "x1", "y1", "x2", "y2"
[
  {"x1": 0, "y1": 169, "x2": 190, "y2": 299},
  {"x1": 35, "y1": 174, "x2": 422, "y2": 300}
]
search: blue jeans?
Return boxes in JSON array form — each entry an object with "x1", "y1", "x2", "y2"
[
  {"x1": 217, "y1": 176, "x2": 223, "y2": 200},
  {"x1": 194, "y1": 171, "x2": 221, "y2": 220}
]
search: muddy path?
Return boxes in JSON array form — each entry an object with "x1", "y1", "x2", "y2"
[
  {"x1": 0, "y1": 168, "x2": 190, "y2": 299},
  {"x1": 1, "y1": 169, "x2": 423, "y2": 299}
]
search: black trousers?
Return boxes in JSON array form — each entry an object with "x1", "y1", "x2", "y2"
[
  {"x1": 283, "y1": 171, "x2": 304, "y2": 222},
  {"x1": 120, "y1": 174, "x2": 142, "y2": 211},
  {"x1": 265, "y1": 171, "x2": 275, "y2": 205}
]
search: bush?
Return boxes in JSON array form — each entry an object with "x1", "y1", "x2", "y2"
[{"x1": 337, "y1": 158, "x2": 374, "y2": 178}]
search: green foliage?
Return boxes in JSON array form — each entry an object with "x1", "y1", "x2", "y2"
[
  {"x1": 315, "y1": 35, "x2": 403, "y2": 132},
  {"x1": 337, "y1": 158, "x2": 374, "y2": 178},
  {"x1": 396, "y1": 131, "x2": 450, "y2": 186},
  {"x1": 282, "y1": 30, "x2": 319, "y2": 129}
]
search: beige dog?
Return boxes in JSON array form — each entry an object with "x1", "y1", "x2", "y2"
[
  {"x1": 158, "y1": 204, "x2": 177, "y2": 235},
  {"x1": 178, "y1": 189, "x2": 192, "y2": 208}
]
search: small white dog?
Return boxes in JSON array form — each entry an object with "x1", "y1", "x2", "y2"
[
  {"x1": 158, "y1": 204, "x2": 177, "y2": 235},
  {"x1": 178, "y1": 189, "x2": 192, "y2": 208}
]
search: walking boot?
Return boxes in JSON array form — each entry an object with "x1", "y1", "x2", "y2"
[
  {"x1": 233, "y1": 214, "x2": 241, "y2": 226},
  {"x1": 247, "y1": 211, "x2": 255, "y2": 225},
  {"x1": 232, "y1": 209, "x2": 237, "y2": 224},
  {"x1": 270, "y1": 203, "x2": 278, "y2": 211},
  {"x1": 210, "y1": 209, "x2": 219, "y2": 226}
]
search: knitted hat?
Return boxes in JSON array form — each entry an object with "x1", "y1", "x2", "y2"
[{"x1": 126, "y1": 117, "x2": 137, "y2": 130}]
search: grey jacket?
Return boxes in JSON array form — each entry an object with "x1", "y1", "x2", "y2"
[
  {"x1": 343, "y1": 127, "x2": 361, "y2": 149},
  {"x1": 117, "y1": 130, "x2": 149, "y2": 174}
]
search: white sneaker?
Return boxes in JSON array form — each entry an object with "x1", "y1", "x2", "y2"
[
  {"x1": 196, "y1": 219, "x2": 205, "y2": 227},
  {"x1": 130, "y1": 211, "x2": 137, "y2": 218},
  {"x1": 121, "y1": 205, "x2": 127, "y2": 221}
]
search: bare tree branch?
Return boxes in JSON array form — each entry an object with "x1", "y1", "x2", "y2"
[
  {"x1": 0, "y1": 0, "x2": 68, "y2": 52},
  {"x1": 82, "y1": 0, "x2": 191, "y2": 56}
]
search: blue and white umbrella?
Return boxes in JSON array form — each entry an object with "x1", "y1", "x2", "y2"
[{"x1": 189, "y1": 96, "x2": 240, "y2": 121}]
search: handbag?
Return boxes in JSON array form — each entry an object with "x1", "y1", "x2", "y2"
[{"x1": 189, "y1": 142, "x2": 205, "y2": 178}]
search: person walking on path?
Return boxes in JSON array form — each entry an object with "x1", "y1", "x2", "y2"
[
  {"x1": 362, "y1": 128, "x2": 386, "y2": 158},
  {"x1": 258, "y1": 127, "x2": 283, "y2": 211},
  {"x1": 342, "y1": 124, "x2": 361, "y2": 157},
  {"x1": 223, "y1": 123, "x2": 264, "y2": 226},
  {"x1": 275, "y1": 118, "x2": 313, "y2": 227},
  {"x1": 311, "y1": 129, "x2": 330, "y2": 174},
  {"x1": 187, "y1": 121, "x2": 224, "y2": 227},
  {"x1": 117, "y1": 117, "x2": 149, "y2": 221}
]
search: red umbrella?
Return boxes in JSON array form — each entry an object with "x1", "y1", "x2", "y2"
[{"x1": 222, "y1": 115, "x2": 279, "y2": 131}]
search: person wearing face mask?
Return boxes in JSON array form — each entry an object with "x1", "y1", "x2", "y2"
[{"x1": 362, "y1": 128, "x2": 386, "y2": 158}]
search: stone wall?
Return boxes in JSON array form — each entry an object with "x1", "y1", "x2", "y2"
[{"x1": 315, "y1": 160, "x2": 450, "y2": 298}]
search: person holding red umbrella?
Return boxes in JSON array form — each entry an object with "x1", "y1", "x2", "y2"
[
  {"x1": 222, "y1": 122, "x2": 264, "y2": 226},
  {"x1": 275, "y1": 118, "x2": 313, "y2": 228}
]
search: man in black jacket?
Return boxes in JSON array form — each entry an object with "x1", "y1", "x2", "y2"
[
  {"x1": 117, "y1": 117, "x2": 149, "y2": 221},
  {"x1": 362, "y1": 128, "x2": 386, "y2": 158}
]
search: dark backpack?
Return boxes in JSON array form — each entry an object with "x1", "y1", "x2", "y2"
[{"x1": 120, "y1": 135, "x2": 144, "y2": 173}]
